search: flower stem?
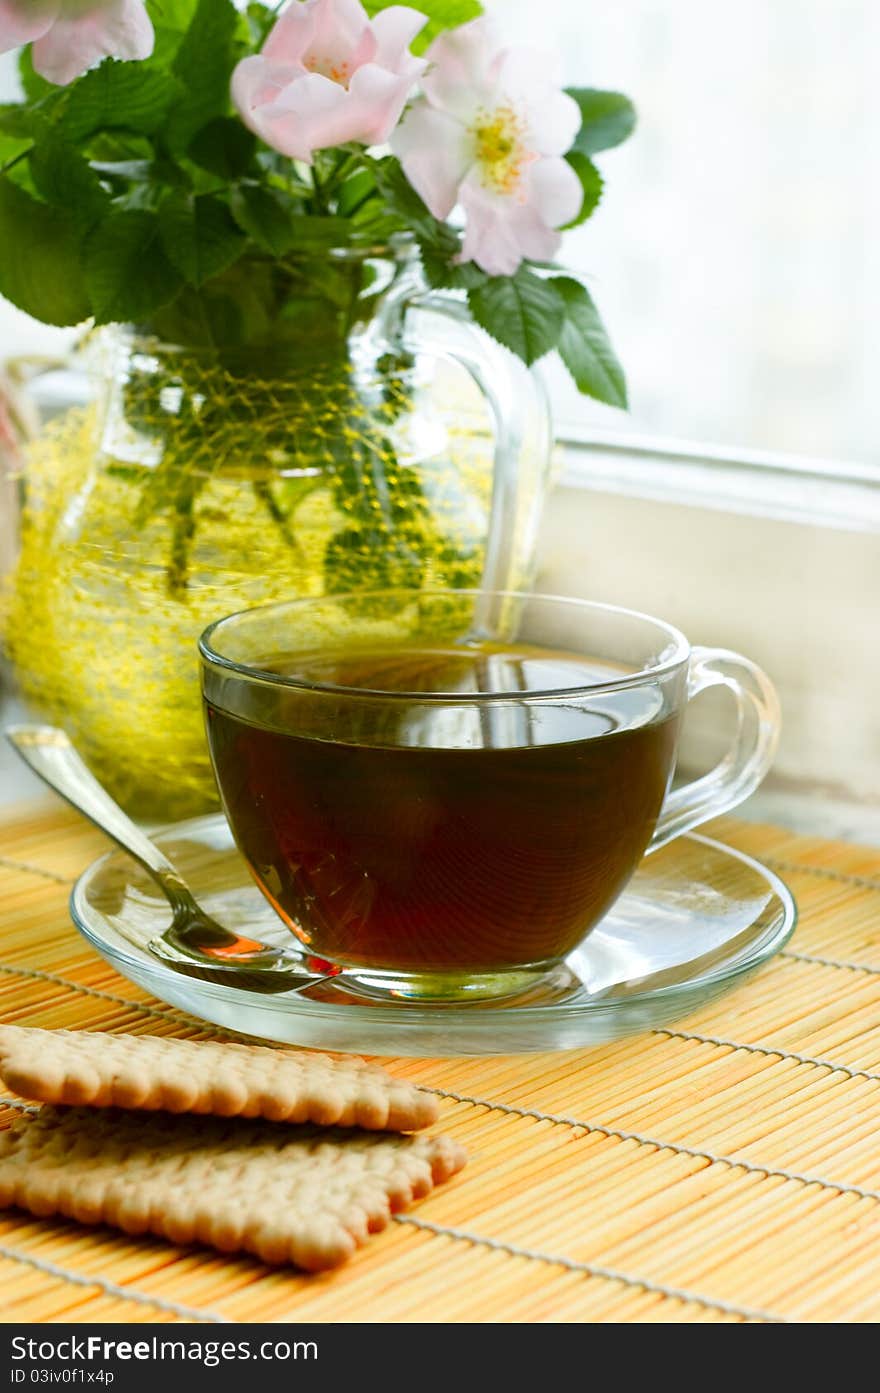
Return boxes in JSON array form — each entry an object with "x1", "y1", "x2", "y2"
[
  {"x1": 252, "y1": 478, "x2": 304, "y2": 562},
  {"x1": 168, "y1": 489, "x2": 196, "y2": 598},
  {"x1": 331, "y1": 149, "x2": 361, "y2": 185},
  {"x1": 310, "y1": 163, "x2": 329, "y2": 215},
  {"x1": 339, "y1": 186, "x2": 375, "y2": 219}
]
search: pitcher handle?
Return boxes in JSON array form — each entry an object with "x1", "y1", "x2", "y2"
[{"x1": 401, "y1": 289, "x2": 553, "y2": 627}]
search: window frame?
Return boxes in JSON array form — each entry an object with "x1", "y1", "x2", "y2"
[{"x1": 557, "y1": 424, "x2": 880, "y2": 535}]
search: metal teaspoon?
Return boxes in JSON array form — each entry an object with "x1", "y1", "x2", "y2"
[{"x1": 5, "y1": 723, "x2": 329, "y2": 987}]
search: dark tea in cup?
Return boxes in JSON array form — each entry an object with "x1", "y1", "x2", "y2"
[
  {"x1": 205, "y1": 639, "x2": 679, "y2": 977},
  {"x1": 200, "y1": 591, "x2": 779, "y2": 1001}
]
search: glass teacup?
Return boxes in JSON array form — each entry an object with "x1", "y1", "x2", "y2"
[{"x1": 199, "y1": 589, "x2": 780, "y2": 1002}]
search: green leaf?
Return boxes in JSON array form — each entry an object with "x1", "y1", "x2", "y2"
[
  {"x1": 0, "y1": 134, "x2": 28, "y2": 170},
  {"x1": 0, "y1": 108, "x2": 32, "y2": 173},
  {"x1": 89, "y1": 159, "x2": 154, "y2": 181},
  {"x1": 171, "y1": 0, "x2": 238, "y2": 88},
  {"x1": 363, "y1": 0, "x2": 483, "y2": 52},
  {"x1": 188, "y1": 118, "x2": 256, "y2": 180},
  {"x1": 229, "y1": 184, "x2": 300, "y2": 255},
  {"x1": 563, "y1": 152, "x2": 603, "y2": 229},
  {"x1": 166, "y1": 0, "x2": 240, "y2": 151},
  {"x1": 146, "y1": 2, "x2": 197, "y2": 36},
  {"x1": 230, "y1": 186, "x2": 349, "y2": 257},
  {"x1": 17, "y1": 49, "x2": 56, "y2": 103},
  {"x1": 159, "y1": 193, "x2": 246, "y2": 287},
  {"x1": 112, "y1": 185, "x2": 161, "y2": 212},
  {"x1": 90, "y1": 157, "x2": 191, "y2": 192},
  {"x1": 419, "y1": 243, "x2": 487, "y2": 292},
  {"x1": 287, "y1": 214, "x2": 352, "y2": 247},
  {"x1": 371, "y1": 157, "x2": 465, "y2": 275},
  {"x1": 0, "y1": 176, "x2": 90, "y2": 325},
  {"x1": 0, "y1": 105, "x2": 35, "y2": 139},
  {"x1": 551, "y1": 275, "x2": 627, "y2": 407},
  {"x1": 567, "y1": 88, "x2": 636, "y2": 156},
  {"x1": 29, "y1": 135, "x2": 110, "y2": 231},
  {"x1": 146, "y1": 0, "x2": 199, "y2": 27},
  {"x1": 245, "y1": 3, "x2": 278, "y2": 45},
  {"x1": 468, "y1": 268, "x2": 564, "y2": 366},
  {"x1": 336, "y1": 168, "x2": 376, "y2": 217},
  {"x1": 370, "y1": 157, "x2": 440, "y2": 240},
  {"x1": 145, "y1": 0, "x2": 199, "y2": 64},
  {"x1": 60, "y1": 62, "x2": 181, "y2": 142},
  {"x1": 84, "y1": 210, "x2": 184, "y2": 324},
  {"x1": 373, "y1": 161, "x2": 467, "y2": 286}
]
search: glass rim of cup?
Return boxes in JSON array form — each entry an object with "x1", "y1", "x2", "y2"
[{"x1": 198, "y1": 588, "x2": 692, "y2": 704}]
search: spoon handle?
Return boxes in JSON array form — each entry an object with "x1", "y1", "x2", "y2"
[
  {"x1": 5, "y1": 724, "x2": 191, "y2": 904},
  {"x1": 4, "y1": 723, "x2": 332, "y2": 985}
]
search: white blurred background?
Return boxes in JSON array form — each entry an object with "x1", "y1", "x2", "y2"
[{"x1": 491, "y1": 0, "x2": 879, "y2": 469}]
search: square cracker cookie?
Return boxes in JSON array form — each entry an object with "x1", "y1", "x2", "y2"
[
  {"x1": 0, "y1": 1106, "x2": 466, "y2": 1271},
  {"x1": 0, "y1": 1026, "x2": 438, "y2": 1131}
]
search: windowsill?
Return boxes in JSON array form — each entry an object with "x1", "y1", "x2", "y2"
[
  {"x1": 737, "y1": 783, "x2": 880, "y2": 848},
  {"x1": 556, "y1": 427, "x2": 880, "y2": 533}
]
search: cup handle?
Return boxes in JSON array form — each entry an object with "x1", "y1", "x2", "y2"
[{"x1": 648, "y1": 646, "x2": 781, "y2": 853}]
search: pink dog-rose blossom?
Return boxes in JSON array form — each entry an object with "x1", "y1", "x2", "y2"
[
  {"x1": 392, "y1": 19, "x2": 583, "y2": 276},
  {"x1": 0, "y1": 0, "x2": 153, "y2": 87},
  {"x1": 232, "y1": 0, "x2": 428, "y2": 163}
]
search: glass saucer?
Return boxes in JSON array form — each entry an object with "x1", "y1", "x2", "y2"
[{"x1": 69, "y1": 814, "x2": 796, "y2": 1056}]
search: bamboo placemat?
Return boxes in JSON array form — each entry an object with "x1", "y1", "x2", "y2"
[{"x1": 1, "y1": 799, "x2": 880, "y2": 1324}]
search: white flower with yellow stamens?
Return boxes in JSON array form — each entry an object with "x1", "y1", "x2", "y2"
[{"x1": 392, "y1": 18, "x2": 583, "y2": 276}]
